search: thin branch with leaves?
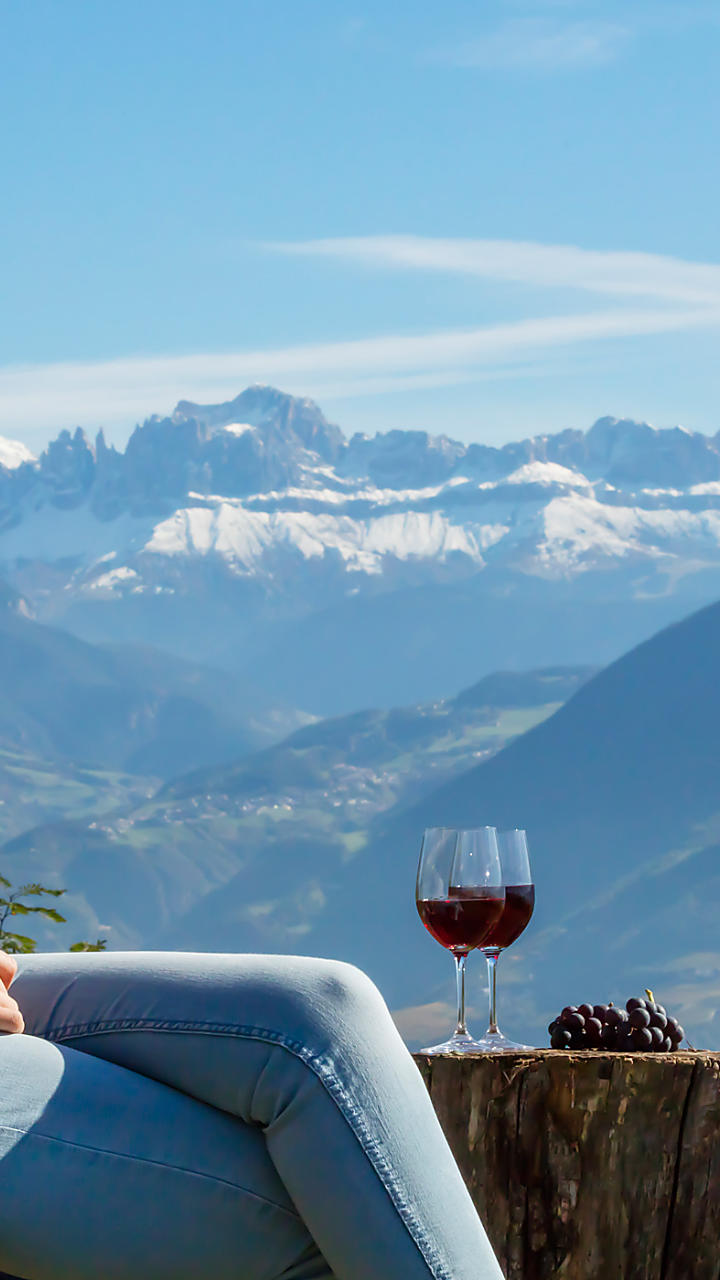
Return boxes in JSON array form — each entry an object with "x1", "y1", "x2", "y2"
[{"x1": 0, "y1": 872, "x2": 106, "y2": 954}]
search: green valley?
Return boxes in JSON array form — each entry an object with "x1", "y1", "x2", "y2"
[{"x1": 0, "y1": 667, "x2": 593, "y2": 951}]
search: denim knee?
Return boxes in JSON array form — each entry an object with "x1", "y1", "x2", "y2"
[{"x1": 277, "y1": 958, "x2": 392, "y2": 1053}]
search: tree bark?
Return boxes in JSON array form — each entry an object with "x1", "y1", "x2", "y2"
[{"x1": 414, "y1": 1050, "x2": 720, "y2": 1280}]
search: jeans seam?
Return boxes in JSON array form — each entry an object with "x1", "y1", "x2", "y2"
[
  {"x1": 0, "y1": 1124, "x2": 304, "y2": 1220},
  {"x1": 45, "y1": 1017, "x2": 450, "y2": 1280}
]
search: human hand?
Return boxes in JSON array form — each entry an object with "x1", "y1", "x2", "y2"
[{"x1": 0, "y1": 953, "x2": 24, "y2": 1034}]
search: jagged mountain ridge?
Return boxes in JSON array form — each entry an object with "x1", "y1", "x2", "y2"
[
  {"x1": 4, "y1": 387, "x2": 720, "y2": 712},
  {"x1": 5, "y1": 387, "x2": 720, "y2": 505},
  {"x1": 4, "y1": 389, "x2": 720, "y2": 578}
]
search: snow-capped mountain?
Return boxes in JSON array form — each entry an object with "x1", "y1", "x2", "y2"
[{"x1": 3, "y1": 386, "x2": 720, "y2": 711}]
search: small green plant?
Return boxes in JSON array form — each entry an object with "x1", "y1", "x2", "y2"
[{"x1": 0, "y1": 872, "x2": 107, "y2": 954}]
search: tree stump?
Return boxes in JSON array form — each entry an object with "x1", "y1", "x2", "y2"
[{"x1": 413, "y1": 1050, "x2": 720, "y2": 1280}]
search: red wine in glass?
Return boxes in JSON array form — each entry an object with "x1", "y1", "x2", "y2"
[
  {"x1": 416, "y1": 827, "x2": 504, "y2": 1055},
  {"x1": 476, "y1": 830, "x2": 535, "y2": 1052},
  {"x1": 417, "y1": 889, "x2": 505, "y2": 954},
  {"x1": 482, "y1": 884, "x2": 535, "y2": 950}
]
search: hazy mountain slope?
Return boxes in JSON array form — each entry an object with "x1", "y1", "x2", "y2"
[
  {"x1": 0, "y1": 602, "x2": 297, "y2": 777},
  {"x1": 233, "y1": 569, "x2": 704, "y2": 712},
  {"x1": 287, "y1": 598, "x2": 720, "y2": 1048},
  {"x1": 0, "y1": 667, "x2": 591, "y2": 950},
  {"x1": 159, "y1": 665, "x2": 594, "y2": 804}
]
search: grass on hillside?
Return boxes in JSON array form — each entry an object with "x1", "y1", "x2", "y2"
[{"x1": 0, "y1": 746, "x2": 157, "y2": 845}]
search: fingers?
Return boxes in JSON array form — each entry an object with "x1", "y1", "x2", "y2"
[
  {"x1": 0, "y1": 991, "x2": 24, "y2": 1035},
  {"x1": 0, "y1": 954, "x2": 24, "y2": 1032},
  {"x1": 0, "y1": 952, "x2": 17, "y2": 991}
]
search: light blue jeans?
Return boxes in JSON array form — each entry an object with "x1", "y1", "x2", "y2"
[{"x1": 0, "y1": 953, "x2": 502, "y2": 1280}]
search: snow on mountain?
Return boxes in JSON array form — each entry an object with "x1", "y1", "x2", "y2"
[
  {"x1": 2, "y1": 387, "x2": 720, "y2": 658},
  {"x1": 502, "y1": 460, "x2": 591, "y2": 488},
  {"x1": 0, "y1": 436, "x2": 35, "y2": 470},
  {"x1": 90, "y1": 565, "x2": 141, "y2": 592},
  {"x1": 537, "y1": 494, "x2": 720, "y2": 572},
  {"x1": 142, "y1": 502, "x2": 501, "y2": 575},
  {"x1": 220, "y1": 423, "x2": 255, "y2": 438}
]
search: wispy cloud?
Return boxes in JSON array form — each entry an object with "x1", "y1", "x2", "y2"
[
  {"x1": 439, "y1": 18, "x2": 630, "y2": 71},
  {"x1": 1, "y1": 302, "x2": 716, "y2": 442},
  {"x1": 5, "y1": 237, "x2": 720, "y2": 444},
  {"x1": 272, "y1": 236, "x2": 720, "y2": 306}
]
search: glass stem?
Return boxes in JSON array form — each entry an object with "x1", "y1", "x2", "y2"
[
  {"x1": 453, "y1": 952, "x2": 468, "y2": 1037},
  {"x1": 486, "y1": 949, "x2": 500, "y2": 1034}
]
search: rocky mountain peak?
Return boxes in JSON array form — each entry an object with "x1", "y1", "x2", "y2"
[
  {"x1": 583, "y1": 415, "x2": 720, "y2": 487},
  {"x1": 38, "y1": 426, "x2": 96, "y2": 503},
  {"x1": 172, "y1": 386, "x2": 345, "y2": 464},
  {"x1": 342, "y1": 427, "x2": 466, "y2": 486},
  {"x1": 174, "y1": 384, "x2": 300, "y2": 427},
  {"x1": 587, "y1": 415, "x2": 656, "y2": 456}
]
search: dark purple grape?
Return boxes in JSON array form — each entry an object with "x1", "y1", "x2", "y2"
[
  {"x1": 593, "y1": 1004, "x2": 609, "y2": 1021},
  {"x1": 606, "y1": 1007, "x2": 625, "y2": 1028},
  {"x1": 601, "y1": 1024, "x2": 617, "y2": 1048},
  {"x1": 629, "y1": 1007, "x2": 651, "y2": 1029},
  {"x1": 649, "y1": 1026, "x2": 664, "y2": 1050},
  {"x1": 617, "y1": 1026, "x2": 635, "y2": 1050},
  {"x1": 578, "y1": 1003, "x2": 594, "y2": 1020},
  {"x1": 666, "y1": 1018, "x2": 684, "y2": 1044},
  {"x1": 663, "y1": 1036, "x2": 674, "y2": 1052},
  {"x1": 631, "y1": 1026, "x2": 653, "y2": 1050},
  {"x1": 560, "y1": 1006, "x2": 579, "y2": 1022},
  {"x1": 548, "y1": 1021, "x2": 558, "y2": 1035},
  {"x1": 564, "y1": 1011, "x2": 586, "y2": 1031},
  {"x1": 552, "y1": 1027, "x2": 572, "y2": 1049},
  {"x1": 649, "y1": 1011, "x2": 667, "y2": 1031},
  {"x1": 585, "y1": 1017, "x2": 603, "y2": 1046},
  {"x1": 655, "y1": 1005, "x2": 667, "y2": 1019},
  {"x1": 626, "y1": 997, "x2": 647, "y2": 1013}
]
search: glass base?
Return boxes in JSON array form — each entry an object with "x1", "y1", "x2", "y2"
[
  {"x1": 472, "y1": 1028, "x2": 534, "y2": 1052},
  {"x1": 418, "y1": 1030, "x2": 483, "y2": 1056}
]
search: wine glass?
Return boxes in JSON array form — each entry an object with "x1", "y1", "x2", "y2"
[
  {"x1": 474, "y1": 828, "x2": 535, "y2": 1052},
  {"x1": 416, "y1": 827, "x2": 505, "y2": 1055}
]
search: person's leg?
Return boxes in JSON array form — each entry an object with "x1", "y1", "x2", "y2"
[
  {"x1": 0, "y1": 1031, "x2": 331, "y2": 1280},
  {"x1": 13, "y1": 952, "x2": 503, "y2": 1280}
]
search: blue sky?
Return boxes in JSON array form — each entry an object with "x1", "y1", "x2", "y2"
[{"x1": 1, "y1": 0, "x2": 719, "y2": 450}]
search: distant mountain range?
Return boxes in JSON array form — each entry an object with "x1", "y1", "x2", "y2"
[{"x1": 4, "y1": 387, "x2": 720, "y2": 712}]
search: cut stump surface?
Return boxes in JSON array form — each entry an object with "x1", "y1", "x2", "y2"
[{"x1": 413, "y1": 1050, "x2": 720, "y2": 1280}]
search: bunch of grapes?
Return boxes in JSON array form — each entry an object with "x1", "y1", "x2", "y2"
[{"x1": 548, "y1": 991, "x2": 686, "y2": 1052}]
